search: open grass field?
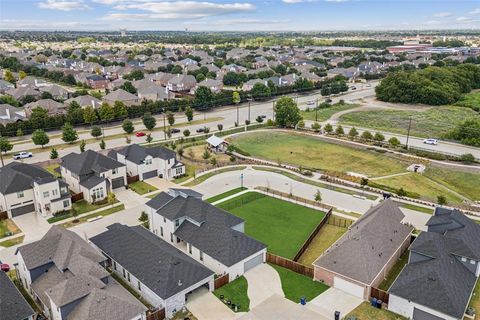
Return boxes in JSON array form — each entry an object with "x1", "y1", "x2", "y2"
[
  {"x1": 206, "y1": 187, "x2": 247, "y2": 203},
  {"x1": 270, "y1": 264, "x2": 329, "y2": 303},
  {"x1": 346, "y1": 302, "x2": 407, "y2": 320},
  {"x1": 233, "y1": 131, "x2": 410, "y2": 177},
  {"x1": 298, "y1": 224, "x2": 347, "y2": 266},
  {"x1": 339, "y1": 106, "x2": 480, "y2": 138},
  {"x1": 213, "y1": 276, "x2": 250, "y2": 312},
  {"x1": 0, "y1": 219, "x2": 20, "y2": 239},
  {"x1": 128, "y1": 181, "x2": 158, "y2": 195},
  {"x1": 424, "y1": 167, "x2": 480, "y2": 202},
  {"x1": 301, "y1": 103, "x2": 359, "y2": 122},
  {"x1": 218, "y1": 192, "x2": 326, "y2": 259}
]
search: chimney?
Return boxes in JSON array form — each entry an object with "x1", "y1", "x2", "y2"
[{"x1": 5, "y1": 108, "x2": 10, "y2": 119}]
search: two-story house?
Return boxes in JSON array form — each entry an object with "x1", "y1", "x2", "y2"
[
  {"x1": 60, "y1": 150, "x2": 126, "y2": 203},
  {"x1": 0, "y1": 162, "x2": 71, "y2": 218},
  {"x1": 166, "y1": 75, "x2": 197, "y2": 92},
  {"x1": 108, "y1": 144, "x2": 185, "y2": 181},
  {"x1": 389, "y1": 207, "x2": 480, "y2": 320},
  {"x1": 0, "y1": 271, "x2": 35, "y2": 320},
  {"x1": 15, "y1": 226, "x2": 147, "y2": 320},
  {"x1": 145, "y1": 189, "x2": 267, "y2": 280}
]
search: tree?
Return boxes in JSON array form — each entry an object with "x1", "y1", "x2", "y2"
[
  {"x1": 202, "y1": 149, "x2": 211, "y2": 160},
  {"x1": 314, "y1": 190, "x2": 322, "y2": 203},
  {"x1": 274, "y1": 97, "x2": 302, "y2": 128},
  {"x1": 373, "y1": 132, "x2": 385, "y2": 143},
  {"x1": 388, "y1": 137, "x2": 401, "y2": 147},
  {"x1": 397, "y1": 188, "x2": 407, "y2": 197},
  {"x1": 79, "y1": 140, "x2": 86, "y2": 152},
  {"x1": 256, "y1": 116, "x2": 264, "y2": 123},
  {"x1": 335, "y1": 125, "x2": 345, "y2": 135},
  {"x1": 167, "y1": 112, "x2": 175, "y2": 126},
  {"x1": 297, "y1": 120, "x2": 305, "y2": 129},
  {"x1": 32, "y1": 129, "x2": 49, "y2": 148},
  {"x1": 437, "y1": 195, "x2": 447, "y2": 206},
  {"x1": 210, "y1": 157, "x2": 217, "y2": 167},
  {"x1": 107, "y1": 192, "x2": 117, "y2": 207},
  {"x1": 324, "y1": 123, "x2": 333, "y2": 134},
  {"x1": 361, "y1": 130, "x2": 373, "y2": 140},
  {"x1": 232, "y1": 91, "x2": 241, "y2": 105},
  {"x1": 29, "y1": 107, "x2": 49, "y2": 129},
  {"x1": 460, "y1": 153, "x2": 475, "y2": 163},
  {"x1": 251, "y1": 83, "x2": 271, "y2": 99},
  {"x1": 99, "y1": 102, "x2": 115, "y2": 123},
  {"x1": 217, "y1": 123, "x2": 223, "y2": 131},
  {"x1": 142, "y1": 112, "x2": 156, "y2": 130},
  {"x1": 146, "y1": 134, "x2": 153, "y2": 143},
  {"x1": 178, "y1": 148, "x2": 184, "y2": 158},
  {"x1": 91, "y1": 126, "x2": 102, "y2": 139},
  {"x1": 183, "y1": 129, "x2": 190, "y2": 137},
  {"x1": 185, "y1": 106, "x2": 193, "y2": 122},
  {"x1": 348, "y1": 127, "x2": 358, "y2": 139},
  {"x1": 0, "y1": 137, "x2": 12, "y2": 166},
  {"x1": 50, "y1": 148, "x2": 58, "y2": 159},
  {"x1": 4, "y1": 70, "x2": 15, "y2": 83},
  {"x1": 194, "y1": 86, "x2": 213, "y2": 109},
  {"x1": 203, "y1": 127, "x2": 210, "y2": 134},
  {"x1": 311, "y1": 122, "x2": 321, "y2": 132},
  {"x1": 62, "y1": 123, "x2": 78, "y2": 143},
  {"x1": 99, "y1": 139, "x2": 106, "y2": 150},
  {"x1": 120, "y1": 81, "x2": 137, "y2": 94},
  {"x1": 16, "y1": 128, "x2": 23, "y2": 137},
  {"x1": 83, "y1": 106, "x2": 98, "y2": 125},
  {"x1": 360, "y1": 177, "x2": 369, "y2": 187},
  {"x1": 122, "y1": 119, "x2": 134, "y2": 134},
  {"x1": 113, "y1": 101, "x2": 128, "y2": 119},
  {"x1": 139, "y1": 211, "x2": 149, "y2": 228}
]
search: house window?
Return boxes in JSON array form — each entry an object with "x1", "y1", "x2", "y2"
[
  {"x1": 145, "y1": 158, "x2": 152, "y2": 165},
  {"x1": 113, "y1": 261, "x2": 117, "y2": 271},
  {"x1": 200, "y1": 251, "x2": 204, "y2": 261},
  {"x1": 43, "y1": 191, "x2": 50, "y2": 198},
  {"x1": 170, "y1": 233, "x2": 174, "y2": 243},
  {"x1": 63, "y1": 200, "x2": 69, "y2": 208},
  {"x1": 163, "y1": 217, "x2": 166, "y2": 223},
  {"x1": 52, "y1": 189, "x2": 58, "y2": 196},
  {"x1": 188, "y1": 243, "x2": 192, "y2": 254},
  {"x1": 122, "y1": 268, "x2": 126, "y2": 278},
  {"x1": 175, "y1": 219, "x2": 180, "y2": 227},
  {"x1": 160, "y1": 227, "x2": 163, "y2": 237},
  {"x1": 462, "y1": 257, "x2": 467, "y2": 262},
  {"x1": 92, "y1": 187, "x2": 104, "y2": 200},
  {"x1": 137, "y1": 281, "x2": 141, "y2": 291},
  {"x1": 127, "y1": 272, "x2": 131, "y2": 282},
  {"x1": 61, "y1": 187, "x2": 67, "y2": 194},
  {"x1": 112, "y1": 168, "x2": 118, "y2": 174},
  {"x1": 471, "y1": 259, "x2": 476, "y2": 265},
  {"x1": 17, "y1": 191, "x2": 24, "y2": 198}
]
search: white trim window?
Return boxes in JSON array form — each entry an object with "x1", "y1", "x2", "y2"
[
  {"x1": 43, "y1": 191, "x2": 50, "y2": 198},
  {"x1": 17, "y1": 191, "x2": 24, "y2": 198},
  {"x1": 144, "y1": 158, "x2": 152, "y2": 165},
  {"x1": 92, "y1": 187, "x2": 104, "y2": 200}
]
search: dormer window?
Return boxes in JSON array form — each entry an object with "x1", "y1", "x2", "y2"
[
  {"x1": 175, "y1": 219, "x2": 180, "y2": 227},
  {"x1": 462, "y1": 257, "x2": 467, "y2": 262},
  {"x1": 145, "y1": 158, "x2": 152, "y2": 165},
  {"x1": 112, "y1": 168, "x2": 118, "y2": 174},
  {"x1": 471, "y1": 259, "x2": 476, "y2": 265}
]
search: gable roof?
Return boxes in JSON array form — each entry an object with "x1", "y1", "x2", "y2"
[
  {"x1": 0, "y1": 271, "x2": 34, "y2": 320},
  {"x1": 111, "y1": 144, "x2": 176, "y2": 164},
  {"x1": 314, "y1": 199, "x2": 413, "y2": 284},
  {"x1": 61, "y1": 150, "x2": 125, "y2": 176},
  {"x1": 103, "y1": 89, "x2": 138, "y2": 102},
  {"x1": 0, "y1": 162, "x2": 57, "y2": 194},
  {"x1": 90, "y1": 224, "x2": 214, "y2": 299},
  {"x1": 206, "y1": 135, "x2": 225, "y2": 147}
]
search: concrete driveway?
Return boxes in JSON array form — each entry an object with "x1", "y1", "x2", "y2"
[
  {"x1": 306, "y1": 288, "x2": 362, "y2": 319},
  {"x1": 244, "y1": 264, "x2": 284, "y2": 308},
  {"x1": 144, "y1": 177, "x2": 175, "y2": 191},
  {"x1": 13, "y1": 212, "x2": 51, "y2": 242},
  {"x1": 186, "y1": 287, "x2": 241, "y2": 320},
  {"x1": 114, "y1": 188, "x2": 148, "y2": 209}
]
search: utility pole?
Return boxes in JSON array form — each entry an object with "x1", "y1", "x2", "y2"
[
  {"x1": 163, "y1": 113, "x2": 167, "y2": 140},
  {"x1": 240, "y1": 173, "x2": 244, "y2": 189},
  {"x1": 272, "y1": 100, "x2": 275, "y2": 120},
  {"x1": 248, "y1": 101, "x2": 251, "y2": 123},
  {"x1": 315, "y1": 98, "x2": 318, "y2": 122},
  {"x1": 236, "y1": 103, "x2": 239, "y2": 125},
  {"x1": 405, "y1": 115, "x2": 412, "y2": 150}
]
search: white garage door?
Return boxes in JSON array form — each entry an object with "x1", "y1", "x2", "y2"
[
  {"x1": 333, "y1": 277, "x2": 364, "y2": 298},
  {"x1": 244, "y1": 253, "x2": 263, "y2": 273}
]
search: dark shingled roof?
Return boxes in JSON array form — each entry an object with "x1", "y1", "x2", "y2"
[
  {"x1": 113, "y1": 144, "x2": 176, "y2": 164},
  {"x1": 389, "y1": 207, "x2": 480, "y2": 319},
  {"x1": 61, "y1": 150, "x2": 124, "y2": 176},
  {"x1": 146, "y1": 192, "x2": 266, "y2": 267},
  {"x1": 90, "y1": 224, "x2": 214, "y2": 299},
  {"x1": 0, "y1": 271, "x2": 34, "y2": 320},
  {"x1": 0, "y1": 162, "x2": 58, "y2": 194},
  {"x1": 314, "y1": 199, "x2": 413, "y2": 284}
]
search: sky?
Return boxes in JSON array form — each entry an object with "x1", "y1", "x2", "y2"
[{"x1": 0, "y1": 0, "x2": 479, "y2": 31}]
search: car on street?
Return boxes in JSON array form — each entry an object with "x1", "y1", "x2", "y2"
[
  {"x1": 260, "y1": 115, "x2": 267, "y2": 119},
  {"x1": 170, "y1": 128, "x2": 181, "y2": 134},
  {"x1": 423, "y1": 138, "x2": 438, "y2": 145},
  {"x1": 366, "y1": 84, "x2": 372, "y2": 87},
  {"x1": 306, "y1": 100, "x2": 315, "y2": 106},
  {"x1": 196, "y1": 128, "x2": 205, "y2": 133},
  {"x1": 13, "y1": 151, "x2": 33, "y2": 160},
  {"x1": 350, "y1": 86, "x2": 357, "y2": 90},
  {"x1": 135, "y1": 132, "x2": 146, "y2": 137},
  {"x1": 0, "y1": 261, "x2": 9, "y2": 272},
  {"x1": 325, "y1": 98, "x2": 332, "y2": 103}
]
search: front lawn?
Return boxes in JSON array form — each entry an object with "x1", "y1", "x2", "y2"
[
  {"x1": 270, "y1": 264, "x2": 329, "y2": 303},
  {"x1": 378, "y1": 250, "x2": 409, "y2": 291},
  {"x1": 128, "y1": 181, "x2": 158, "y2": 195},
  {"x1": 298, "y1": 224, "x2": 347, "y2": 266},
  {"x1": 213, "y1": 276, "x2": 250, "y2": 312},
  {"x1": 47, "y1": 199, "x2": 115, "y2": 223},
  {"x1": 301, "y1": 102, "x2": 359, "y2": 122},
  {"x1": 218, "y1": 192, "x2": 326, "y2": 259},
  {"x1": 206, "y1": 187, "x2": 247, "y2": 203},
  {"x1": 0, "y1": 235, "x2": 24, "y2": 248},
  {"x1": 345, "y1": 302, "x2": 407, "y2": 320},
  {"x1": 0, "y1": 219, "x2": 20, "y2": 238}
]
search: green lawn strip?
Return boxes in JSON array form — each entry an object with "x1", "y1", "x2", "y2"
[
  {"x1": 206, "y1": 187, "x2": 248, "y2": 203},
  {"x1": 0, "y1": 219, "x2": 21, "y2": 238},
  {"x1": 219, "y1": 192, "x2": 325, "y2": 259},
  {"x1": 44, "y1": 163, "x2": 61, "y2": 178},
  {"x1": 8, "y1": 271, "x2": 44, "y2": 314},
  {"x1": 128, "y1": 181, "x2": 158, "y2": 195},
  {"x1": 423, "y1": 166, "x2": 480, "y2": 202},
  {"x1": 109, "y1": 268, "x2": 153, "y2": 309},
  {"x1": 184, "y1": 166, "x2": 247, "y2": 187},
  {"x1": 396, "y1": 202, "x2": 434, "y2": 215},
  {"x1": 233, "y1": 131, "x2": 409, "y2": 177},
  {"x1": 339, "y1": 106, "x2": 479, "y2": 138},
  {"x1": 213, "y1": 276, "x2": 250, "y2": 312},
  {"x1": 252, "y1": 166, "x2": 378, "y2": 201},
  {"x1": 469, "y1": 277, "x2": 480, "y2": 313},
  {"x1": 378, "y1": 250, "x2": 409, "y2": 291},
  {"x1": 298, "y1": 224, "x2": 347, "y2": 266},
  {"x1": 47, "y1": 199, "x2": 117, "y2": 223},
  {"x1": 60, "y1": 204, "x2": 125, "y2": 228},
  {"x1": 147, "y1": 192, "x2": 161, "y2": 199},
  {"x1": 270, "y1": 263, "x2": 329, "y2": 303},
  {"x1": 301, "y1": 103, "x2": 359, "y2": 122},
  {"x1": 346, "y1": 302, "x2": 407, "y2": 320},
  {"x1": 0, "y1": 235, "x2": 25, "y2": 248}
]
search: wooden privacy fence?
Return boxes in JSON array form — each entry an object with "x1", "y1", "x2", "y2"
[
  {"x1": 127, "y1": 175, "x2": 140, "y2": 184},
  {"x1": 256, "y1": 187, "x2": 333, "y2": 211},
  {"x1": 266, "y1": 252, "x2": 314, "y2": 278},
  {"x1": 146, "y1": 308, "x2": 165, "y2": 320},
  {"x1": 327, "y1": 215, "x2": 354, "y2": 228},
  {"x1": 370, "y1": 287, "x2": 389, "y2": 304},
  {"x1": 293, "y1": 208, "x2": 333, "y2": 262},
  {"x1": 70, "y1": 192, "x2": 84, "y2": 203},
  {"x1": 214, "y1": 273, "x2": 230, "y2": 290}
]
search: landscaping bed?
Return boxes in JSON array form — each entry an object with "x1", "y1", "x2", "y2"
[
  {"x1": 218, "y1": 192, "x2": 325, "y2": 259},
  {"x1": 0, "y1": 235, "x2": 24, "y2": 248},
  {"x1": 47, "y1": 199, "x2": 117, "y2": 223},
  {"x1": 184, "y1": 166, "x2": 247, "y2": 187},
  {"x1": 213, "y1": 276, "x2": 250, "y2": 312}
]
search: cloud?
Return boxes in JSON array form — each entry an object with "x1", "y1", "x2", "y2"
[
  {"x1": 470, "y1": 8, "x2": 480, "y2": 15},
  {"x1": 38, "y1": 0, "x2": 90, "y2": 11},
  {"x1": 456, "y1": 16, "x2": 472, "y2": 22},
  {"x1": 432, "y1": 12, "x2": 452, "y2": 18}
]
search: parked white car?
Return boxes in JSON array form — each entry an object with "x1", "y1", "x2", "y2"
[
  {"x1": 306, "y1": 100, "x2": 315, "y2": 106},
  {"x1": 13, "y1": 151, "x2": 33, "y2": 160},
  {"x1": 423, "y1": 138, "x2": 438, "y2": 145}
]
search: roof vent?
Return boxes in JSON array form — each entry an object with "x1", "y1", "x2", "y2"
[{"x1": 178, "y1": 280, "x2": 182, "y2": 286}]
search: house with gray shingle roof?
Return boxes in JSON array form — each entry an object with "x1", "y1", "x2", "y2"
[
  {"x1": 0, "y1": 271, "x2": 35, "y2": 320},
  {"x1": 313, "y1": 199, "x2": 413, "y2": 300},
  {"x1": 0, "y1": 103, "x2": 26, "y2": 125},
  {"x1": 103, "y1": 89, "x2": 139, "y2": 107},
  {"x1": 90, "y1": 223, "x2": 214, "y2": 318},
  {"x1": 388, "y1": 207, "x2": 480, "y2": 320},
  {"x1": 145, "y1": 189, "x2": 267, "y2": 280},
  {"x1": 16, "y1": 226, "x2": 147, "y2": 320}
]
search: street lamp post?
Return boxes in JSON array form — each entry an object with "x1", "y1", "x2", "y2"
[
  {"x1": 163, "y1": 112, "x2": 166, "y2": 140},
  {"x1": 240, "y1": 173, "x2": 244, "y2": 189}
]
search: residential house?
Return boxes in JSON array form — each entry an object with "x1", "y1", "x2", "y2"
[
  {"x1": 5, "y1": 87, "x2": 40, "y2": 101},
  {"x1": 0, "y1": 103, "x2": 26, "y2": 125},
  {"x1": 17, "y1": 76, "x2": 47, "y2": 89},
  {"x1": 15, "y1": 226, "x2": 147, "y2": 320},
  {"x1": 64, "y1": 95, "x2": 102, "y2": 109},
  {"x1": 90, "y1": 223, "x2": 214, "y2": 318},
  {"x1": 86, "y1": 74, "x2": 109, "y2": 89},
  {"x1": 39, "y1": 85, "x2": 70, "y2": 100},
  {"x1": 108, "y1": 144, "x2": 185, "y2": 181},
  {"x1": 137, "y1": 85, "x2": 172, "y2": 101},
  {"x1": 0, "y1": 79, "x2": 15, "y2": 93},
  {"x1": 388, "y1": 207, "x2": 480, "y2": 320},
  {"x1": 60, "y1": 150, "x2": 126, "y2": 203},
  {"x1": 0, "y1": 271, "x2": 35, "y2": 320},
  {"x1": 103, "y1": 89, "x2": 139, "y2": 107},
  {"x1": 242, "y1": 79, "x2": 265, "y2": 92},
  {"x1": 24, "y1": 99, "x2": 66, "y2": 117},
  {"x1": 145, "y1": 189, "x2": 267, "y2": 279},
  {"x1": 167, "y1": 74, "x2": 197, "y2": 92},
  {"x1": 0, "y1": 162, "x2": 71, "y2": 218},
  {"x1": 193, "y1": 78, "x2": 223, "y2": 93},
  {"x1": 313, "y1": 200, "x2": 413, "y2": 299},
  {"x1": 145, "y1": 72, "x2": 175, "y2": 86}
]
